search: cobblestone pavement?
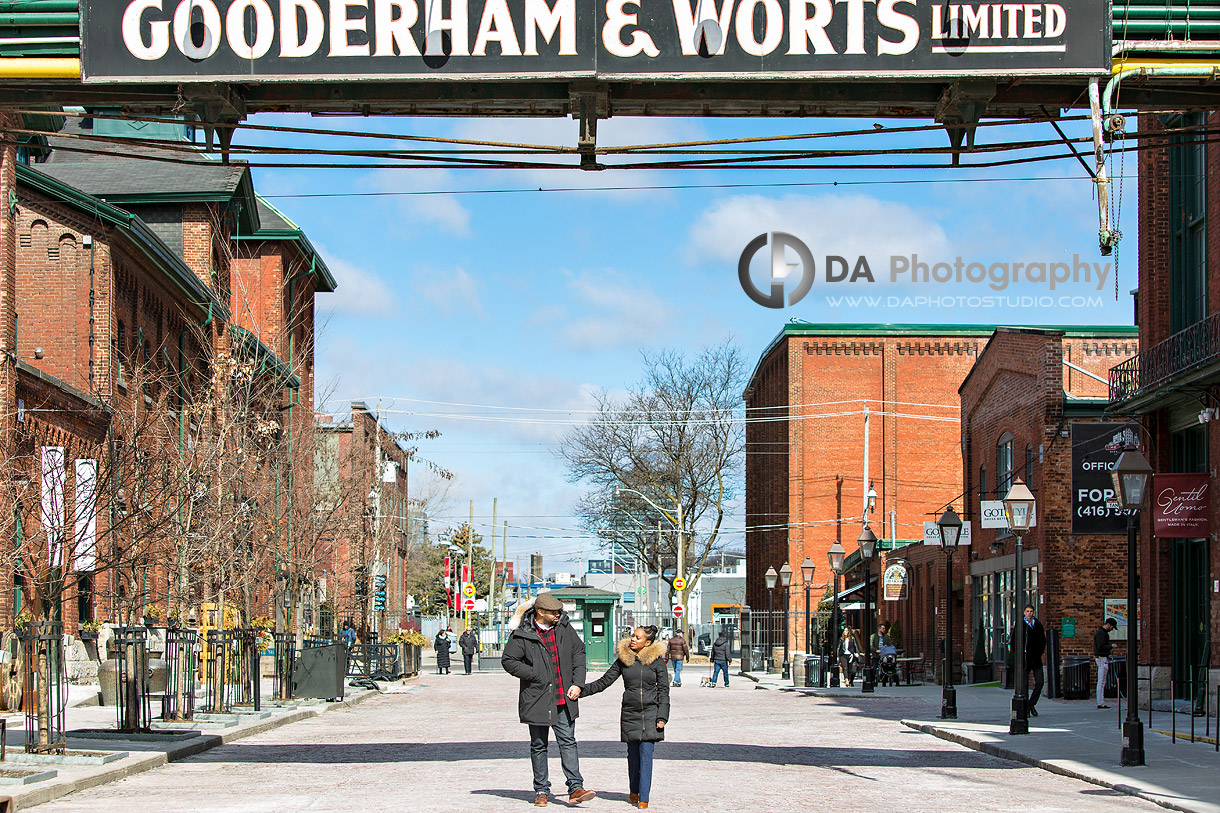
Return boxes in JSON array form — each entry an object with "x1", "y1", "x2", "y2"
[{"x1": 38, "y1": 665, "x2": 1162, "y2": 812}]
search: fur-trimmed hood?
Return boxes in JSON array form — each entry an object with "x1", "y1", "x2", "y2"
[{"x1": 616, "y1": 635, "x2": 668, "y2": 666}]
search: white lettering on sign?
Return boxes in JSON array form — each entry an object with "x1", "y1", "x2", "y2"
[
  {"x1": 603, "y1": 0, "x2": 660, "y2": 57},
  {"x1": 124, "y1": 0, "x2": 170, "y2": 60},
  {"x1": 175, "y1": 0, "x2": 222, "y2": 59}
]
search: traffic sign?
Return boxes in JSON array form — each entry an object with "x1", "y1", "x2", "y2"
[
  {"x1": 462, "y1": 582, "x2": 475, "y2": 598},
  {"x1": 672, "y1": 605, "x2": 684, "y2": 619},
  {"x1": 673, "y1": 577, "x2": 686, "y2": 591},
  {"x1": 463, "y1": 597, "x2": 476, "y2": 611}
]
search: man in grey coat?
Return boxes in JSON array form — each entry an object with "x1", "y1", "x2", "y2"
[{"x1": 502, "y1": 592, "x2": 596, "y2": 807}]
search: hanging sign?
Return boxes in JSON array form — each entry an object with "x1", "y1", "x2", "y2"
[
  {"x1": 922, "y1": 520, "x2": 972, "y2": 545},
  {"x1": 882, "y1": 562, "x2": 908, "y2": 600},
  {"x1": 81, "y1": 0, "x2": 1111, "y2": 82},
  {"x1": 1152, "y1": 473, "x2": 1211, "y2": 537}
]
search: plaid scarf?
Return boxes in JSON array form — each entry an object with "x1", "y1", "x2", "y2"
[{"x1": 536, "y1": 624, "x2": 566, "y2": 706}]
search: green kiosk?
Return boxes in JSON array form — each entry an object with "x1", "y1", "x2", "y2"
[{"x1": 549, "y1": 585, "x2": 621, "y2": 669}]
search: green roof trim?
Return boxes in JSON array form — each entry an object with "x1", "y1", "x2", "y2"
[
  {"x1": 229, "y1": 324, "x2": 301, "y2": 390},
  {"x1": 16, "y1": 162, "x2": 229, "y2": 321},
  {"x1": 232, "y1": 196, "x2": 337, "y2": 293}
]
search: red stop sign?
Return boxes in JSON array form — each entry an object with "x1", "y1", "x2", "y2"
[{"x1": 672, "y1": 604, "x2": 684, "y2": 619}]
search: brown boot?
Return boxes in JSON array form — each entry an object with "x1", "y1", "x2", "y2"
[
  {"x1": 630, "y1": 793, "x2": 639, "y2": 806},
  {"x1": 567, "y1": 789, "x2": 596, "y2": 805},
  {"x1": 534, "y1": 793, "x2": 548, "y2": 806},
  {"x1": 637, "y1": 804, "x2": 649, "y2": 810}
]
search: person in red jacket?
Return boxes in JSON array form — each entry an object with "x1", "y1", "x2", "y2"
[{"x1": 665, "y1": 631, "x2": 690, "y2": 687}]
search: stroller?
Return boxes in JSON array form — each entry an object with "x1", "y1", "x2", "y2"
[{"x1": 877, "y1": 642, "x2": 900, "y2": 686}]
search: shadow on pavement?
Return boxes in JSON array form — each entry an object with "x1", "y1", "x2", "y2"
[
  {"x1": 190, "y1": 740, "x2": 1027, "y2": 770},
  {"x1": 471, "y1": 790, "x2": 635, "y2": 804}
]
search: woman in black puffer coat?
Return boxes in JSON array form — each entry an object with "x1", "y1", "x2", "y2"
[{"x1": 570, "y1": 625, "x2": 670, "y2": 809}]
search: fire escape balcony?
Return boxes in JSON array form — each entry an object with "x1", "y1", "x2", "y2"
[{"x1": 1109, "y1": 312, "x2": 1220, "y2": 413}]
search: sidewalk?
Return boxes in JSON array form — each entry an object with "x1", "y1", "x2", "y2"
[{"x1": 747, "y1": 667, "x2": 1220, "y2": 813}]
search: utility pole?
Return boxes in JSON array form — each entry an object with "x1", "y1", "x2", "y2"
[
  {"x1": 373, "y1": 401, "x2": 383, "y2": 635},
  {"x1": 466, "y1": 499, "x2": 473, "y2": 632},
  {"x1": 487, "y1": 498, "x2": 497, "y2": 630}
]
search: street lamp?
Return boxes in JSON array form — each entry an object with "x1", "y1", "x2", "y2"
[
  {"x1": 858, "y1": 524, "x2": 878, "y2": 693},
  {"x1": 779, "y1": 562, "x2": 793, "y2": 680},
  {"x1": 801, "y1": 557, "x2": 816, "y2": 670},
  {"x1": 827, "y1": 540, "x2": 846, "y2": 687},
  {"x1": 936, "y1": 507, "x2": 964, "y2": 719},
  {"x1": 764, "y1": 566, "x2": 778, "y2": 673},
  {"x1": 1112, "y1": 448, "x2": 1152, "y2": 767},
  {"x1": 1003, "y1": 478, "x2": 1036, "y2": 736}
]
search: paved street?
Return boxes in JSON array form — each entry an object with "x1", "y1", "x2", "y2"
[{"x1": 37, "y1": 663, "x2": 1161, "y2": 812}]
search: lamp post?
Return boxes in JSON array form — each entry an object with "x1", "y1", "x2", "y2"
[
  {"x1": 827, "y1": 540, "x2": 846, "y2": 687},
  {"x1": 779, "y1": 562, "x2": 793, "y2": 680},
  {"x1": 936, "y1": 508, "x2": 964, "y2": 719},
  {"x1": 801, "y1": 557, "x2": 816, "y2": 663},
  {"x1": 1003, "y1": 479, "x2": 1036, "y2": 736},
  {"x1": 858, "y1": 524, "x2": 877, "y2": 693},
  {"x1": 764, "y1": 566, "x2": 778, "y2": 673},
  {"x1": 1112, "y1": 448, "x2": 1152, "y2": 767}
]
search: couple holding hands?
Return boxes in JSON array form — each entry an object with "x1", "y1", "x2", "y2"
[{"x1": 503, "y1": 593, "x2": 671, "y2": 809}]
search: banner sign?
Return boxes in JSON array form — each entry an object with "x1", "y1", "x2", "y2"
[
  {"x1": 82, "y1": 0, "x2": 1111, "y2": 82},
  {"x1": 922, "y1": 520, "x2": 971, "y2": 546},
  {"x1": 1152, "y1": 472, "x2": 1211, "y2": 538},
  {"x1": 40, "y1": 446, "x2": 66, "y2": 567},
  {"x1": 882, "y1": 562, "x2": 908, "y2": 600},
  {"x1": 1071, "y1": 423, "x2": 1134, "y2": 535},
  {"x1": 979, "y1": 499, "x2": 1037, "y2": 529},
  {"x1": 73, "y1": 459, "x2": 98, "y2": 573}
]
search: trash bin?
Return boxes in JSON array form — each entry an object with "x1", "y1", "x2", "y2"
[
  {"x1": 1061, "y1": 656, "x2": 1090, "y2": 699},
  {"x1": 749, "y1": 647, "x2": 766, "y2": 672},
  {"x1": 1105, "y1": 657, "x2": 1125, "y2": 699},
  {"x1": 804, "y1": 655, "x2": 823, "y2": 688}
]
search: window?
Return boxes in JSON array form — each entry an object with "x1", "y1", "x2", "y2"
[
  {"x1": 1025, "y1": 444, "x2": 1035, "y2": 484},
  {"x1": 116, "y1": 321, "x2": 127, "y2": 388},
  {"x1": 1168, "y1": 111, "x2": 1208, "y2": 334},
  {"x1": 979, "y1": 465, "x2": 987, "y2": 501},
  {"x1": 996, "y1": 434, "x2": 1014, "y2": 496}
]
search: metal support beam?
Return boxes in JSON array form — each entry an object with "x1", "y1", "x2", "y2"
[
  {"x1": 935, "y1": 80, "x2": 994, "y2": 166},
  {"x1": 571, "y1": 88, "x2": 607, "y2": 171}
]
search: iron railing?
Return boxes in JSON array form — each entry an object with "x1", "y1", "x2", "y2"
[
  {"x1": 1110, "y1": 312, "x2": 1220, "y2": 403},
  {"x1": 22, "y1": 622, "x2": 66, "y2": 753},
  {"x1": 161, "y1": 629, "x2": 198, "y2": 722},
  {"x1": 113, "y1": 626, "x2": 151, "y2": 732},
  {"x1": 272, "y1": 632, "x2": 295, "y2": 701}
]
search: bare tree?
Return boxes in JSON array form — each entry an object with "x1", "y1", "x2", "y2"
[{"x1": 559, "y1": 340, "x2": 746, "y2": 604}]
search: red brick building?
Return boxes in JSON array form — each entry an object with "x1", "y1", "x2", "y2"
[{"x1": 1107, "y1": 112, "x2": 1220, "y2": 700}]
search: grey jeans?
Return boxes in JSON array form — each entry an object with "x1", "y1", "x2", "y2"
[{"x1": 528, "y1": 704, "x2": 584, "y2": 795}]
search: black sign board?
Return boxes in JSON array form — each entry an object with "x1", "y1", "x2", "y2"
[
  {"x1": 1071, "y1": 423, "x2": 1136, "y2": 535},
  {"x1": 82, "y1": 0, "x2": 1111, "y2": 82}
]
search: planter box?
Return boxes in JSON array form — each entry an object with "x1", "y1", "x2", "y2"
[{"x1": 964, "y1": 662, "x2": 993, "y2": 684}]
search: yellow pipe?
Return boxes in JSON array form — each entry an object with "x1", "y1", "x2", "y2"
[
  {"x1": 1113, "y1": 59, "x2": 1220, "y2": 73},
  {"x1": 0, "y1": 58, "x2": 79, "y2": 78}
]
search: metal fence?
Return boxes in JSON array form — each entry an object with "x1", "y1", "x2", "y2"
[
  {"x1": 22, "y1": 621, "x2": 67, "y2": 753},
  {"x1": 161, "y1": 629, "x2": 197, "y2": 722},
  {"x1": 113, "y1": 626, "x2": 151, "y2": 733}
]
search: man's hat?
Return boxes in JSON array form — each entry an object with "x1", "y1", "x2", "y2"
[
  {"x1": 534, "y1": 592, "x2": 563, "y2": 612},
  {"x1": 1105, "y1": 617, "x2": 1119, "y2": 627}
]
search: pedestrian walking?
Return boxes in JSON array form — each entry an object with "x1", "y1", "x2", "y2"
[
  {"x1": 434, "y1": 628, "x2": 453, "y2": 675},
  {"x1": 1011, "y1": 604, "x2": 1047, "y2": 716},
  {"x1": 569, "y1": 625, "x2": 670, "y2": 810},
  {"x1": 459, "y1": 626, "x2": 481, "y2": 675},
  {"x1": 1094, "y1": 617, "x2": 1117, "y2": 709},
  {"x1": 665, "y1": 630, "x2": 689, "y2": 687},
  {"x1": 709, "y1": 631, "x2": 731, "y2": 687},
  {"x1": 837, "y1": 628, "x2": 863, "y2": 687},
  {"x1": 340, "y1": 620, "x2": 357, "y2": 650},
  {"x1": 501, "y1": 593, "x2": 596, "y2": 808}
]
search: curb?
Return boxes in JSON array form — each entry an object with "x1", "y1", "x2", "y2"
[
  {"x1": 10, "y1": 686, "x2": 387, "y2": 809},
  {"x1": 901, "y1": 720, "x2": 1200, "y2": 813}
]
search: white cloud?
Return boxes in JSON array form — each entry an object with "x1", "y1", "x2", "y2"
[
  {"x1": 529, "y1": 271, "x2": 674, "y2": 350},
  {"x1": 686, "y1": 193, "x2": 953, "y2": 272},
  {"x1": 367, "y1": 167, "x2": 471, "y2": 237},
  {"x1": 412, "y1": 267, "x2": 484, "y2": 316},
  {"x1": 316, "y1": 248, "x2": 396, "y2": 317}
]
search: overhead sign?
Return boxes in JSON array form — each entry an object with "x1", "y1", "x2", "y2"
[
  {"x1": 922, "y1": 520, "x2": 972, "y2": 546},
  {"x1": 882, "y1": 562, "x2": 908, "y2": 600},
  {"x1": 672, "y1": 604, "x2": 685, "y2": 619},
  {"x1": 1152, "y1": 473, "x2": 1211, "y2": 538},
  {"x1": 1072, "y1": 423, "x2": 1134, "y2": 534},
  {"x1": 82, "y1": 0, "x2": 1110, "y2": 82}
]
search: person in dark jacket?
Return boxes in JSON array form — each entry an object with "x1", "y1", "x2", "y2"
[
  {"x1": 459, "y1": 627, "x2": 480, "y2": 675},
  {"x1": 1010, "y1": 605, "x2": 1047, "y2": 716},
  {"x1": 709, "y1": 632, "x2": 731, "y2": 687},
  {"x1": 837, "y1": 628, "x2": 863, "y2": 687},
  {"x1": 665, "y1": 631, "x2": 689, "y2": 687},
  {"x1": 501, "y1": 593, "x2": 596, "y2": 808},
  {"x1": 434, "y1": 628, "x2": 452, "y2": 674},
  {"x1": 570, "y1": 625, "x2": 670, "y2": 810},
  {"x1": 1094, "y1": 617, "x2": 1117, "y2": 709}
]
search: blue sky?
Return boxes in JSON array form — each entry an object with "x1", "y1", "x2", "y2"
[{"x1": 237, "y1": 112, "x2": 1137, "y2": 573}]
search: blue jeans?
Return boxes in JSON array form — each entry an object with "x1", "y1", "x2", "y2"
[
  {"x1": 627, "y1": 741, "x2": 655, "y2": 803},
  {"x1": 528, "y1": 705, "x2": 584, "y2": 795},
  {"x1": 711, "y1": 660, "x2": 729, "y2": 686},
  {"x1": 670, "y1": 659, "x2": 683, "y2": 684}
]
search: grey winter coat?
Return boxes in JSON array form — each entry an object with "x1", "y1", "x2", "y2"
[
  {"x1": 710, "y1": 636, "x2": 731, "y2": 663},
  {"x1": 501, "y1": 602, "x2": 587, "y2": 725},
  {"x1": 459, "y1": 630, "x2": 479, "y2": 656},
  {"x1": 580, "y1": 637, "x2": 671, "y2": 743}
]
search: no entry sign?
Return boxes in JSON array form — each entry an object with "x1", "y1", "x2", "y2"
[
  {"x1": 463, "y1": 598, "x2": 476, "y2": 611},
  {"x1": 672, "y1": 604, "x2": 685, "y2": 619}
]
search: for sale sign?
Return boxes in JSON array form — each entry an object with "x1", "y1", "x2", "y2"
[{"x1": 1071, "y1": 423, "x2": 1135, "y2": 535}]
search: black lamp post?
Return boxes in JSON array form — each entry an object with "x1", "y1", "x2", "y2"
[
  {"x1": 1003, "y1": 478, "x2": 1036, "y2": 736},
  {"x1": 1112, "y1": 448, "x2": 1152, "y2": 767},
  {"x1": 827, "y1": 540, "x2": 846, "y2": 687},
  {"x1": 801, "y1": 557, "x2": 816, "y2": 664},
  {"x1": 858, "y1": 524, "x2": 877, "y2": 693},
  {"x1": 779, "y1": 562, "x2": 793, "y2": 680},
  {"x1": 936, "y1": 507, "x2": 964, "y2": 719},
  {"x1": 765, "y1": 566, "x2": 778, "y2": 673}
]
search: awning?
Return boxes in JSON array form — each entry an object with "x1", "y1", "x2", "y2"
[{"x1": 836, "y1": 576, "x2": 877, "y2": 602}]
